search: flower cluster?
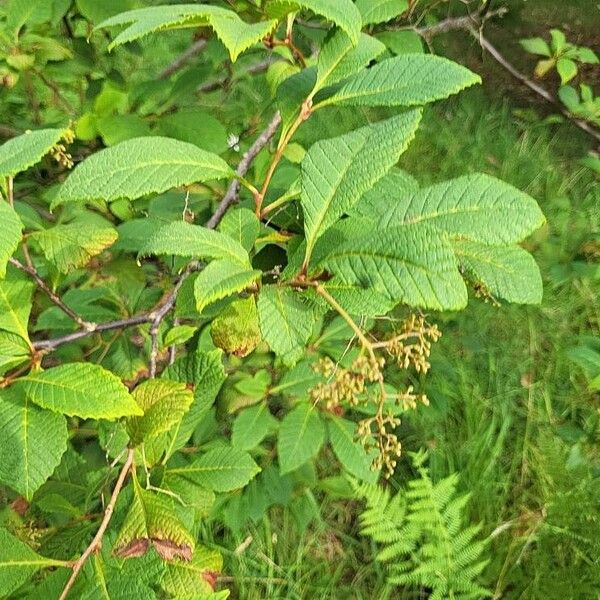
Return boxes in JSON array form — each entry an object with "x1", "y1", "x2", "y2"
[
  {"x1": 51, "y1": 129, "x2": 75, "y2": 169},
  {"x1": 385, "y1": 314, "x2": 442, "y2": 374},
  {"x1": 310, "y1": 314, "x2": 443, "y2": 479},
  {"x1": 310, "y1": 355, "x2": 384, "y2": 411},
  {"x1": 357, "y1": 412, "x2": 401, "y2": 479}
]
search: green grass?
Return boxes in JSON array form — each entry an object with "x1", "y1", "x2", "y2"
[{"x1": 211, "y1": 90, "x2": 600, "y2": 599}]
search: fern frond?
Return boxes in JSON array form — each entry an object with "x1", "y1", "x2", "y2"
[{"x1": 356, "y1": 456, "x2": 492, "y2": 598}]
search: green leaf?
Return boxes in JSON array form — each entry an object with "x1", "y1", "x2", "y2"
[
  {"x1": 519, "y1": 37, "x2": 552, "y2": 57},
  {"x1": 379, "y1": 173, "x2": 545, "y2": 244},
  {"x1": 319, "y1": 222, "x2": 468, "y2": 311},
  {"x1": 314, "y1": 31, "x2": 386, "y2": 92},
  {"x1": 0, "y1": 128, "x2": 65, "y2": 178},
  {"x1": 574, "y1": 46, "x2": 599, "y2": 64},
  {"x1": 158, "y1": 110, "x2": 228, "y2": 154},
  {"x1": 19, "y1": 363, "x2": 143, "y2": 420},
  {"x1": 257, "y1": 286, "x2": 319, "y2": 366},
  {"x1": 235, "y1": 370, "x2": 271, "y2": 399},
  {"x1": 32, "y1": 222, "x2": 117, "y2": 273},
  {"x1": 317, "y1": 54, "x2": 480, "y2": 109},
  {"x1": 219, "y1": 207, "x2": 260, "y2": 252},
  {"x1": 148, "y1": 349, "x2": 225, "y2": 463},
  {"x1": 169, "y1": 446, "x2": 260, "y2": 492},
  {"x1": 98, "y1": 5, "x2": 278, "y2": 61},
  {"x1": 271, "y1": 360, "x2": 322, "y2": 396},
  {"x1": 550, "y1": 29, "x2": 567, "y2": 54},
  {"x1": 301, "y1": 111, "x2": 422, "y2": 262},
  {"x1": 5, "y1": 0, "x2": 35, "y2": 38},
  {"x1": 114, "y1": 475, "x2": 195, "y2": 561},
  {"x1": 0, "y1": 528, "x2": 66, "y2": 597},
  {"x1": 277, "y1": 68, "x2": 317, "y2": 130},
  {"x1": 0, "y1": 271, "x2": 33, "y2": 342},
  {"x1": 0, "y1": 331, "x2": 30, "y2": 375},
  {"x1": 534, "y1": 57, "x2": 556, "y2": 78},
  {"x1": 97, "y1": 114, "x2": 152, "y2": 146},
  {"x1": 267, "y1": 0, "x2": 362, "y2": 44},
  {"x1": 211, "y1": 297, "x2": 262, "y2": 358},
  {"x1": 232, "y1": 403, "x2": 278, "y2": 451},
  {"x1": 161, "y1": 546, "x2": 223, "y2": 598},
  {"x1": 76, "y1": 0, "x2": 137, "y2": 25},
  {"x1": 127, "y1": 379, "x2": 194, "y2": 445},
  {"x1": 557, "y1": 57, "x2": 577, "y2": 84},
  {"x1": 115, "y1": 218, "x2": 164, "y2": 253},
  {"x1": 54, "y1": 137, "x2": 232, "y2": 206},
  {"x1": 322, "y1": 280, "x2": 395, "y2": 316},
  {"x1": 278, "y1": 402, "x2": 325, "y2": 474},
  {"x1": 0, "y1": 201, "x2": 23, "y2": 278},
  {"x1": 452, "y1": 241, "x2": 543, "y2": 305},
  {"x1": 376, "y1": 30, "x2": 423, "y2": 55},
  {"x1": 163, "y1": 325, "x2": 197, "y2": 348},
  {"x1": 356, "y1": 0, "x2": 408, "y2": 25},
  {"x1": 350, "y1": 168, "x2": 418, "y2": 220},
  {"x1": 140, "y1": 221, "x2": 250, "y2": 267},
  {"x1": 0, "y1": 387, "x2": 68, "y2": 499},
  {"x1": 328, "y1": 417, "x2": 378, "y2": 483},
  {"x1": 558, "y1": 84, "x2": 581, "y2": 113},
  {"x1": 194, "y1": 259, "x2": 261, "y2": 313}
]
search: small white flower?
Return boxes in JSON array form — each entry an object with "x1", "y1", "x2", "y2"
[{"x1": 227, "y1": 133, "x2": 240, "y2": 152}]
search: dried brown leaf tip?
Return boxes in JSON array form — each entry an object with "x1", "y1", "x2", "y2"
[
  {"x1": 114, "y1": 537, "x2": 192, "y2": 561},
  {"x1": 202, "y1": 570, "x2": 219, "y2": 590}
]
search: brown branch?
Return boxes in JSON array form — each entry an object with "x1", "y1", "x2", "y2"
[
  {"x1": 473, "y1": 31, "x2": 600, "y2": 144},
  {"x1": 146, "y1": 263, "x2": 198, "y2": 377},
  {"x1": 168, "y1": 317, "x2": 180, "y2": 365},
  {"x1": 158, "y1": 38, "x2": 207, "y2": 80},
  {"x1": 403, "y1": 7, "x2": 600, "y2": 144},
  {"x1": 34, "y1": 113, "x2": 283, "y2": 354},
  {"x1": 9, "y1": 257, "x2": 95, "y2": 331},
  {"x1": 33, "y1": 314, "x2": 152, "y2": 351},
  {"x1": 197, "y1": 57, "x2": 275, "y2": 93},
  {"x1": 147, "y1": 112, "x2": 282, "y2": 374},
  {"x1": 206, "y1": 111, "x2": 282, "y2": 229},
  {"x1": 32, "y1": 69, "x2": 76, "y2": 116},
  {"x1": 59, "y1": 448, "x2": 135, "y2": 600},
  {"x1": 255, "y1": 101, "x2": 311, "y2": 218},
  {"x1": 385, "y1": 6, "x2": 506, "y2": 36}
]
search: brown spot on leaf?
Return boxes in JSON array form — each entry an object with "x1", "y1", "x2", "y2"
[
  {"x1": 202, "y1": 570, "x2": 219, "y2": 590},
  {"x1": 114, "y1": 538, "x2": 151, "y2": 558},
  {"x1": 10, "y1": 496, "x2": 29, "y2": 516},
  {"x1": 152, "y1": 538, "x2": 193, "y2": 561}
]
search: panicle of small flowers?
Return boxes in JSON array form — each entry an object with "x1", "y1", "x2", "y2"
[
  {"x1": 385, "y1": 314, "x2": 441, "y2": 374},
  {"x1": 310, "y1": 355, "x2": 384, "y2": 411},
  {"x1": 51, "y1": 129, "x2": 75, "y2": 169},
  {"x1": 390, "y1": 385, "x2": 430, "y2": 410},
  {"x1": 309, "y1": 315, "x2": 442, "y2": 479},
  {"x1": 357, "y1": 410, "x2": 402, "y2": 479}
]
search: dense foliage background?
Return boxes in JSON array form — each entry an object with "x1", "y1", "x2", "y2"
[{"x1": 0, "y1": 0, "x2": 598, "y2": 598}]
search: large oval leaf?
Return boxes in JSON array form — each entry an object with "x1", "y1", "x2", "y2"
[
  {"x1": 54, "y1": 136, "x2": 232, "y2": 206},
  {"x1": 19, "y1": 363, "x2": 143, "y2": 420},
  {"x1": 0, "y1": 388, "x2": 68, "y2": 499}
]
